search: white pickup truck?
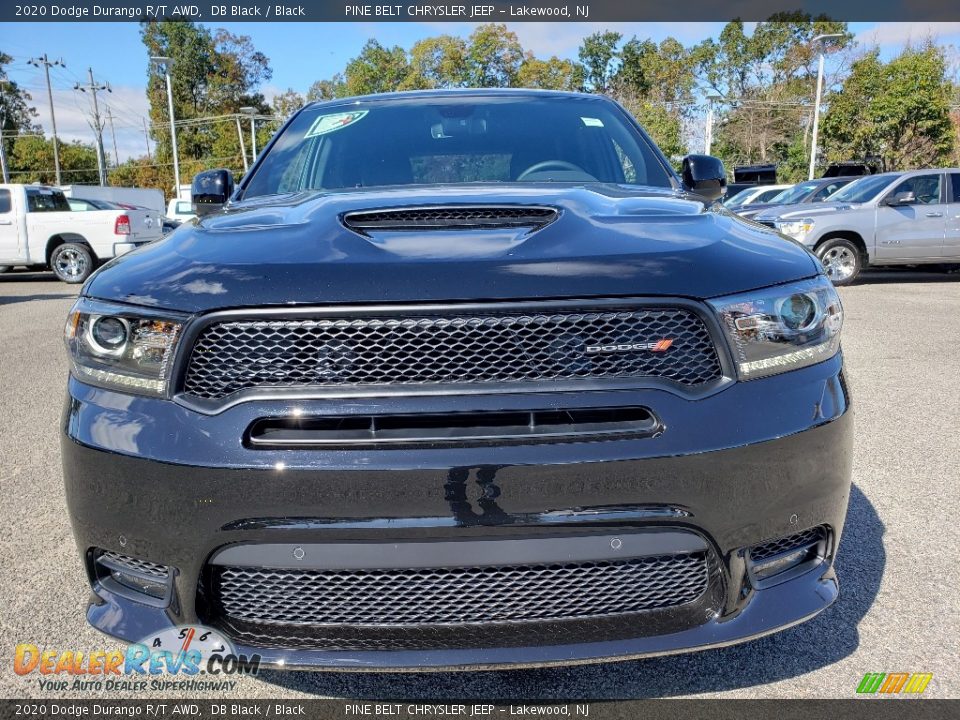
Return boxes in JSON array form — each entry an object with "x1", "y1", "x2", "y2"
[{"x1": 0, "y1": 184, "x2": 162, "y2": 283}]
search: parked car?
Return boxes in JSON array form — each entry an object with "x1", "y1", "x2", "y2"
[
  {"x1": 0, "y1": 184, "x2": 162, "y2": 282},
  {"x1": 161, "y1": 217, "x2": 182, "y2": 235},
  {"x1": 723, "y1": 183, "x2": 792, "y2": 210},
  {"x1": 166, "y1": 197, "x2": 196, "y2": 223},
  {"x1": 68, "y1": 197, "x2": 126, "y2": 212},
  {"x1": 755, "y1": 169, "x2": 960, "y2": 284},
  {"x1": 63, "y1": 89, "x2": 851, "y2": 670},
  {"x1": 61, "y1": 184, "x2": 165, "y2": 217},
  {"x1": 735, "y1": 177, "x2": 856, "y2": 220}
]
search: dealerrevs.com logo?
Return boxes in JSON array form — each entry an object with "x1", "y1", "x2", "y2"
[{"x1": 14, "y1": 625, "x2": 261, "y2": 692}]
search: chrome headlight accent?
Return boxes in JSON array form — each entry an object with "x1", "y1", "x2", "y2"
[
  {"x1": 709, "y1": 275, "x2": 843, "y2": 380},
  {"x1": 64, "y1": 298, "x2": 188, "y2": 396},
  {"x1": 775, "y1": 218, "x2": 815, "y2": 241}
]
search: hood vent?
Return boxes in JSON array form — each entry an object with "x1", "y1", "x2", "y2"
[{"x1": 343, "y1": 205, "x2": 558, "y2": 234}]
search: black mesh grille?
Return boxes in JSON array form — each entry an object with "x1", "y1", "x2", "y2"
[
  {"x1": 96, "y1": 550, "x2": 168, "y2": 578},
  {"x1": 750, "y1": 526, "x2": 827, "y2": 561},
  {"x1": 213, "y1": 552, "x2": 710, "y2": 626},
  {"x1": 182, "y1": 305, "x2": 723, "y2": 400},
  {"x1": 343, "y1": 206, "x2": 557, "y2": 232}
]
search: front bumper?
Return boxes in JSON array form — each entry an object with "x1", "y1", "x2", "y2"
[{"x1": 62, "y1": 354, "x2": 852, "y2": 670}]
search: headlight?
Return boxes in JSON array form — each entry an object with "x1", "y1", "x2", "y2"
[
  {"x1": 709, "y1": 275, "x2": 843, "y2": 380},
  {"x1": 64, "y1": 298, "x2": 187, "y2": 396},
  {"x1": 776, "y1": 218, "x2": 815, "y2": 240}
]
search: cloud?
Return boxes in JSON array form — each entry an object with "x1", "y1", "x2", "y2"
[
  {"x1": 29, "y1": 81, "x2": 152, "y2": 163},
  {"x1": 854, "y1": 22, "x2": 960, "y2": 49}
]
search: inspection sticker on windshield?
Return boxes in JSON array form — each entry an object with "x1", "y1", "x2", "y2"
[
  {"x1": 581, "y1": 117, "x2": 604, "y2": 127},
  {"x1": 304, "y1": 110, "x2": 369, "y2": 138}
]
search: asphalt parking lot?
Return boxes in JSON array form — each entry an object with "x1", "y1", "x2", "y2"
[{"x1": 1, "y1": 267, "x2": 958, "y2": 700}]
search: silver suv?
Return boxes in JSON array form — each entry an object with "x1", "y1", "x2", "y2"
[{"x1": 754, "y1": 169, "x2": 960, "y2": 284}]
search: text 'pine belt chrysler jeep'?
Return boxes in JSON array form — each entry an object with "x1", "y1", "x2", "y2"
[{"x1": 62, "y1": 90, "x2": 852, "y2": 670}]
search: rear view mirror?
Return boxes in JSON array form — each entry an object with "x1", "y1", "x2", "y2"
[
  {"x1": 192, "y1": 169, "x2": 235, "y2": 217},
  {"x1": 682, "y1": 155, "x2": 727, "y2": 202}
]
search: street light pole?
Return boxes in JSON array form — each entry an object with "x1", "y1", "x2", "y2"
[
  {"x1": 240, "y1": 106, "x2": 257, "y2": 164},
  {"x1": 28, "y1": 54, "x2": 65, "y2": 185},
  {"x1": 151, "y1": 56, "x2": 181, "y2": 198},
  {"x1": 704, "y1": 95, "x2": 721, "y2": 156},
  {"x1": 808, "y1": 33, "x2": 843, "y2": 181}
]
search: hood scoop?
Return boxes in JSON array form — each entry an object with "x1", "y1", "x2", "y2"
[{"x1": 342, "y1": 205, "x2": 558, "y2": 236}]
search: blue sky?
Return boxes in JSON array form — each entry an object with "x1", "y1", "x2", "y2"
[{"x1": 3, "y1": 21, "x2": 959, "y2": 161}]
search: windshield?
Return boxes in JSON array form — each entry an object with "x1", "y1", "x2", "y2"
[
  {"x1": 827, "y1": 175, "x2": 895, "y2": 203},
  {"x1": 242, "y1": 96, "x2": 674, "y2": 198},
  {"x1": 722, "y1": 188, "x2": 760, "y2": 208},
  {"x1": 771, "y1": 182, "x2": 818, "y2": 204}
]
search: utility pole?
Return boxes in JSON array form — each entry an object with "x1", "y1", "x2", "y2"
[
  {"x1": 28, "y1": 54, "x2": 65, "y2": 185},
  {"x1": 142, "y1": 117, "x2": 152, "y2": 161},
  {"x1": 0, "y1": 80, "x2": 10, "y2": 183},
  {"x1": 150, "y1": 56, "x2": 180, "y2": 198},
  {"x1": 106, "y1": 107, "x2": 119, "y2": 167},
  {"x1": 75, "y1": 68, "x2": 111, "y2": 186},
  {"x1": 808, "y1": 33, "x2": 843, "y2": 181}
]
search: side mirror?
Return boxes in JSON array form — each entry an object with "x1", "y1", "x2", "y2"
[
  {"x1": 192, "y1": 169, "x2": 235, "y2": 217},
  {"x1": 886, "y1": 190, "x2": 916, "y2": 206},
  {"x1": 682, "y1": 154, "x2": 727, "y2": 202}
]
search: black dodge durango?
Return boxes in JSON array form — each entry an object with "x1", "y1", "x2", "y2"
[{"x1": 62, "y1": 89, "x2": 852, "y2": 670}]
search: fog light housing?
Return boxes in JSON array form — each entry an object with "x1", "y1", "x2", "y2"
[
  {"x1": 746, "y1": 526, "x2": 827, "y2": 585},
  {"x1": 94, "y1": 549, "x2": 173, "y2": 606}
]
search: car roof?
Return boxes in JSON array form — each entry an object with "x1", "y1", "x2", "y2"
[{"x1": 304, "y1": 88, "x2": 612, "y2": 110}]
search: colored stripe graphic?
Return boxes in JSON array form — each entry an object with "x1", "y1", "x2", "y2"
[
  {"x1": 879, "y1": 673, "x2": 909, "y2": 693},
  {"x1": 857, "y1": 673, "x2": 886, "y2": 693},
  {"x1": 857, "y1": 672, "x2": 932, "y2": 694},
  {"x1": 903, "y1": 673, "x2": 933, "y2": 694}
]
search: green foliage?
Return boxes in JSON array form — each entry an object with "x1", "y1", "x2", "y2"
[
  {"x1": 465, "y1": 24, "x2": 524, "y2": 88},
  {"x1": 820, "y1": 44, "x2": 955, "y2": 171},
  {"x1": 343, "y1": 40, "x2": 410, "y2": 96},
  {"x1": 578, "y1": 31, "x2": 621, "y2": 93},
  {"x1": 517, "y1": 56, "x2": 583, "y2": 91},
  {"x1": 696, "y1": 17, "x2": 853, "y2": 170},
  {"x1": 8, "y1": 136, "x2": 99, "y2": 184},
  {"x1": 407, "y1": 36, "x2": 469, "y2": 89},
  {"x1": 139, "y1": 20, "x2": 273, "y2": 193}
]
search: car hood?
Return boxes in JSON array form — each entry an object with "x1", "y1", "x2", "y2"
[
  {"x1": 754, "y1": 201, "x2": 866, "y2": 222},
  {"x1": 84, "y1": 184, "x2": 820, "y2": 314}
]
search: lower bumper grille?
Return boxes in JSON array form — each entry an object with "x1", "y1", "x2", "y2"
[
  {"x1": 213, "y1": 552, "x2": 711, "y2": 627},
  {"x1": 750, "y1": 526, "x2": 827, "y2": 561}
]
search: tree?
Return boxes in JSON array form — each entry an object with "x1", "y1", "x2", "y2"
[
  {"x1": 8, "y1": 136, "x2": 99, "y2": 184},
  {"x1": 343, "y1": 40, "x2": 410, "y2": 96},
  {"x1": 1, "y1": 50, "x2": 40, "y2": 165},
  {"x1": 407, "y1": 35, "x2": 469, "y2": 89},
  {"x1": 465, "y1": 24, "x2": 524, "y2": 87},
  {"x1": 696, "y1": 17, "x2": 852, "y2": 177},
  {"x1": 820, "y1": 44, "x2": 955, "y2": 171},
  {"x1": 306, "y1": 75, "x2": 347, "y2": 102},
  {"x1": 578, "y1": 31, "x2": 621, "y2": 93},
  {"x1": 517, "y1": 56, "x2": 583, "y2": 91},
  {"x1": 271, "y1": 89, "x2": 305, "y2": 120},
  {"x1": 139, "y1": 21, "x2": 273, "y2": 193}
]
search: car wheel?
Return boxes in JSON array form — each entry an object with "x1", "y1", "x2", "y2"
[
  {"x1": 816, "y1": 238, "x2": 861, "y2": 286},
  {"x1": 51, "y1": 243, "x2": 94, "y2": 284}
]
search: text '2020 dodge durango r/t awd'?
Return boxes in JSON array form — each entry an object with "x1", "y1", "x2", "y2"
[{"x1": 62, "y1": 90, "x2": 852, "y2": 670}]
